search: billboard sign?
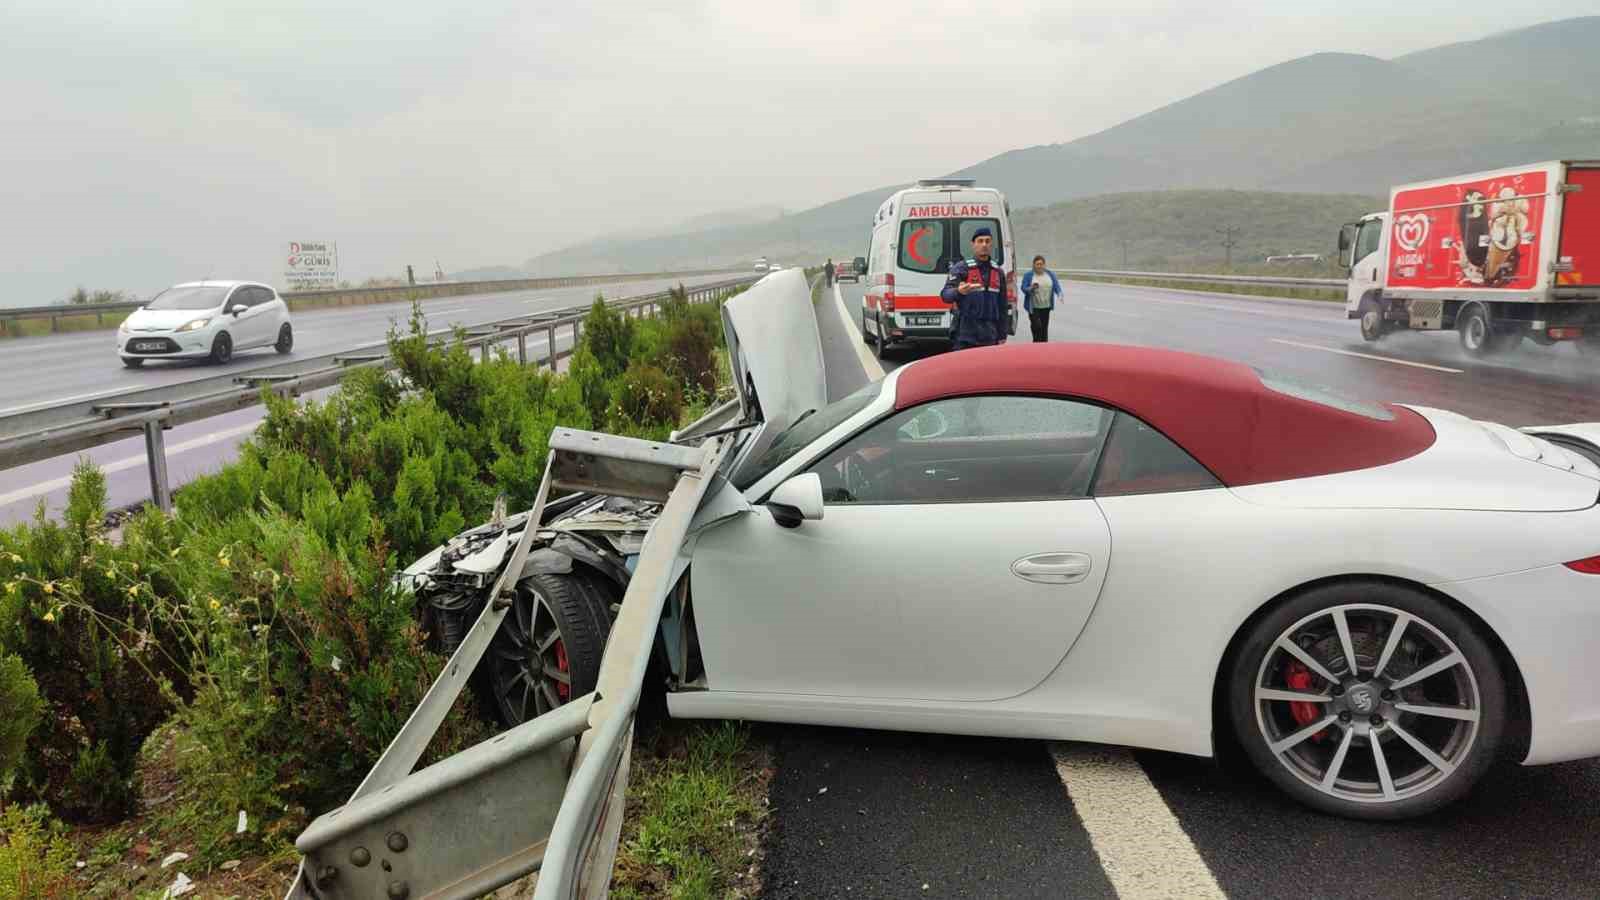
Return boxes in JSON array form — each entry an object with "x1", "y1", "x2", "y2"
[{"x1": 284, "y1": 241, "x2": 339, "y2": 290}]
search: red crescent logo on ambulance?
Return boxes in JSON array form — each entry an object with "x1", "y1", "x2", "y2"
[{"x1": 907, "y1": 227, "x2": 932, "y2": 266}]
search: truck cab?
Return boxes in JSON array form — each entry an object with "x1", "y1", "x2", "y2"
[{"x1": 1339, "y1": 211, "x2": 1389, "y2": 340}]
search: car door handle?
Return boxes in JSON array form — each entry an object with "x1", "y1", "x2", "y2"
[{"x1": 1011, "y1": 552, "x2": 1093, "y2": 585}]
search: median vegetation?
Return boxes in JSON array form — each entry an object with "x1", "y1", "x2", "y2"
[{"x1": 0, "y1": 282, "x2": 748, "y2": 897}]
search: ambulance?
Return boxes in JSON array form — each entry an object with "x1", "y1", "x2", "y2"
[{"x1": 862, "y1": 178, "x2": 1016, "y2": 353}]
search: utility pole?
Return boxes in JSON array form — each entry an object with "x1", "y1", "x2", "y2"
[{"x1": 1217, "y1": 226, "x2": 1241, "y2": 271}]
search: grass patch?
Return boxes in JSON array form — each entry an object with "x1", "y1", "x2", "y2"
[
  {"x1": 1070, "y1": 274, "x2": 1343, "y2": 303},
  {"x1": 612, "y1": 722, "x2": 772, "y2": 900}
]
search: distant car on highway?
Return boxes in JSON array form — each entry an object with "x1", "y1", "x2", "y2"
[
  {"x1": 835, "y1": 257, "x2": 861, "y2": 283},
  {"x1": 118, "y1": 280, "x2": 292, "y2": 367},
  {"x1": 398, "y1": 278, "x2": 1600, "y2": 822}
]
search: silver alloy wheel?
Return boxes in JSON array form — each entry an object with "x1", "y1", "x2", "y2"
[
  {"x1": 1253, "y1": 603, "x2": 1481, "y2": 805},
  {"x1": 488, "y1": 586, "x2": 571, "y2": 724}
]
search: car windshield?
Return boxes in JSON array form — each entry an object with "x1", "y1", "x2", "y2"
[
  {"x1": 144, "y1": 286, "x2": 228, "y2": 311},
  {"x1": 733, "y1": 378, "x2": 884, "y2": 490}
]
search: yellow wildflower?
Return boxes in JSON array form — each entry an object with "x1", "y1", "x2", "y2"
[
  {"x1": 42, "y1": 609, "x2": 55, "y2": 623},
  {"x1": 42, "y1": 582, "x2": 54, "y2": 595},
  {"x1": 209, "y1": 598, "x2": 221, "y2": 611}
]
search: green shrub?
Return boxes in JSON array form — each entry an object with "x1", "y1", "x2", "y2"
[
  {"x1": 0, "y1": 652, "x2": 42, "y2": 794},
  {"x1": 0, "y1": 803, "x2": 75, "y2": 900},
  {"x1": 0, "y1": 463, "x2": 186, "y2": 822},
  {"x1": 582, "y1": 295, "x2": 636, "y2": 378},
  {"x1": 609, "y1": 363, "x2": 683, "y2": 433}
]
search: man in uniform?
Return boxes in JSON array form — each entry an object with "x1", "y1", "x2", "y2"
[
  {"x1": 824, "y1": 258, "x2": 835, "y2": 287},
  {"x1": 940, "y1": 227, "x2": 1010, "y2": 350}
]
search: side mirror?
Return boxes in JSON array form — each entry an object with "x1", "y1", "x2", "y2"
[
  {"x1": 767, "y1": 473, "x2": 824, "y2": 529},
  {"x1": 228, "y1": 303, "x2": 246, "y2": 316},
  {"x1": 1337, "y1": 223, "x2": 1358, "y2": 269}
]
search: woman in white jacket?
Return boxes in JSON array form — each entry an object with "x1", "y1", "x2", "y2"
[{"x1": 1018, "y1": 255, "x2": 1063, "y2": 342}]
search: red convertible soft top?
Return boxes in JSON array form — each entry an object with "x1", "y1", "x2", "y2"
[{"x1": 892, "y1": 343, "x2": 1436, "y2": 487}]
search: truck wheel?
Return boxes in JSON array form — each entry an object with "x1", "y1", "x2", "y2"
[
  {"x1": 862, "y1": 310, "x2": 876, "y2": 345},
  {"x1": 1458, "y1": 307, "x2": 1497, "y2": 357},
  {"x1": 1359, "y1": 298, "x2": 1387, "y2": 342},
  {"x1": 874, "y1": 314, "x2": 890, "y2": 361}
]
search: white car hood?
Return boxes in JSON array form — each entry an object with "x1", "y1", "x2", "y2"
[
  {"x1": 124, "y1": 308, "x2": 215, "y2": 330},
  {"x1": 720, "y1": 268, "x2": 828, "y2": 437},
  {"x1": 1231, "y1": 406, "x2": 1600, "y2": 512}
]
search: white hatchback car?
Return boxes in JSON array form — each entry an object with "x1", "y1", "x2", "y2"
[{"x1": 117, "y1": 280, "x2": 293, "y2": 367}]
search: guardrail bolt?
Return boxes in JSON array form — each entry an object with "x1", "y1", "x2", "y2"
[
  {"x1": 316, "y1": 865, "x2": 339, "y2": 886},
  {"x1": 386, "y1": 831, "x2": 409, "y2": 853},
  {"x1": 350, "y1": 847, "x2": 371, "y2": 867},
  {"x1": 388, "y1": 880, "x2": 411, "y2": 899}
]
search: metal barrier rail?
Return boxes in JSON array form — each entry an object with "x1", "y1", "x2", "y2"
[
  {"x1": 287, "y1": 428, "x2": 730, "y2": 900},
  {"x1": 1060, "y1": 268, "x2": 1345, "y2": 290},
  {"x1": 0, "y1": 277, "x2": 757, "y2": 511},
  {"x1": 0, "y1": 268, "x2": 749, "y2": 335}
]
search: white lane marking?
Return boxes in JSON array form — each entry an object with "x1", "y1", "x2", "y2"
[
  {"x1": 1083, "y1": 306, "x2": 1147, "y2": 318},
  {"x1": 1268, "y1": 338, "x2": 1463, "y2": 374},
  {"x1": 0, "y1": 386, "x2": 135, "y2": 418},
  {"x1": 832, "y1": 283, "x2": 884, "y2": 381},
  {"x1": 1050, "y1": 745, "x2": 1225, "y2": 900},
  {"x1": 0, "y1": 421, "x2": 263, "y2": 508},
  {"x1": 1084, "y1": 287, "x2": 1342, "y2": 324}
]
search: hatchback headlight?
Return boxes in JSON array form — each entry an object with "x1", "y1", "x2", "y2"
[{"x1": 175, "y1": 317, "x2": 212, "y2": 333}]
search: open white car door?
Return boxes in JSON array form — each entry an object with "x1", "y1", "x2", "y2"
[{"x1": 287, "y1": 269, "x2": 827, "y2": 900}]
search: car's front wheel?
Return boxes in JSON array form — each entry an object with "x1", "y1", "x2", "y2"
[
  {"x1": 209, "y1": 332, "x2": 233, "y2": 364},
  {"x1": 1227, "y1": 581, "x2": 1506, "y2": 820},
  {"x1": 275, "y1": 323, "x2": 293, "y2": 354},
  {"x1": 481, "y1": 573, "x2": 614, "y2": 727}
]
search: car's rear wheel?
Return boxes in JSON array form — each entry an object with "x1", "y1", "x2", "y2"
[
  {"x1": 275, "y1": 323, "x2": 293, "y2": 354},
  {"x1": 862, "y1": 310, "x2": 875, "y2": 345},
  {"x1": 121, "y1": 357, "x2": 144, "y2": 368},
  {"x1": 1227, "y1": 581, "x2": 1505, "y2": 820},
  {"x1": 874, "y1": 314, "x2": 890, "y2": 360},
  {"x1": 482, "y1": 572, "x2": 613, "y2": 727},
  {"x1": 208, "y1": 332, "x2": 232, "y2": 364}
]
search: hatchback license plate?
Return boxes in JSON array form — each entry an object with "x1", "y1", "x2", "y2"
[{"x1": 134, "y1": 341, "x2": 164, "y2": 351}]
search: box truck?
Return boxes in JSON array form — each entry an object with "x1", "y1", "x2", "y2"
[{"x1": 1340, "y1": 160, "x2": 1600, "y2": 357}]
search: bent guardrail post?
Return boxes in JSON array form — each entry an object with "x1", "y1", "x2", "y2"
[
  {"x1": 288, "y1": 449, "x2": 560, "y2": 899},
  {"x1": 289, "y1": 429, "x2": 724, "y2": 900},
  {"x1": 535, "y1": 431, "x2": 731, "y2": 900}
]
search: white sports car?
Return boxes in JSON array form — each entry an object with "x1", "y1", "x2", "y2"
[{"x1": 400, "y1": 272, "x2": 1600, "y2": 821}]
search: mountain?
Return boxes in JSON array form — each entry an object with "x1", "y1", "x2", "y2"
[
  {"x1": 1016, "y1": 190, "x2": 1382, "y2": 272},
  {"x1": 526, "y1": 17, "x2": 1600, "y2": 273}
]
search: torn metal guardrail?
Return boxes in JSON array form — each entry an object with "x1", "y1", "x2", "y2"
[
  {"x1": 1060, "y1": 268, "x2": 1345, "y2": 290},
  {"x1": 0, "y1": 277, "x2": 754, "y2": 512},
  {"x1": 288, "y1": 427, "x2": 731, "y2": 900}
]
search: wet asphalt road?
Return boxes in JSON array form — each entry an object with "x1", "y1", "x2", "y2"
[
  {"x1": 756, "y1": 279, "x2": 1600, "y2": 899},
  {"x1": 0, "y1": 274, "x2": 732, "y2": 525}
]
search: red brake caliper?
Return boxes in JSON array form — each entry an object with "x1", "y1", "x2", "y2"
[
  {"x1": 1285, "y1": 660, "x2": 1327, "y2": 741},
  {"x1": 555, "y1": 640, "x2": 571, "y2": 702}
]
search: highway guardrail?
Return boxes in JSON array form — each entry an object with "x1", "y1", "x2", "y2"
[
  {"x1": 0, "y1": 276, "x2": 758, "y2": 512},
  {"x1": 1060, "y1": 268, "x2": 1345, "y2": 290},
  {"x1": 0, "y1": 268, "x2": 749, "y2": 336}
]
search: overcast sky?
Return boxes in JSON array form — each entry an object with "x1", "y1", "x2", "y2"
[{"x1": 1, "y1": 1, "x2": 1592, "y2": 303}]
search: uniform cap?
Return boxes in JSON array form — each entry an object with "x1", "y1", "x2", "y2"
[{"x1": 971, "y1": 227, "x2": 993, "y2": 239}]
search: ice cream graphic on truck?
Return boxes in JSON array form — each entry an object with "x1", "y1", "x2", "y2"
[{"x1": 1339, "y1": 160, "x2": 1600, "y2": 357}]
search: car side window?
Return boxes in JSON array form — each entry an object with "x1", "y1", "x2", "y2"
[
  {"x1": 809, "y1": 395, "x2": 1114, "y2": 505},
  {"x1": 1092, "y1": 413, "x2": 1221, "y2": 497}
]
